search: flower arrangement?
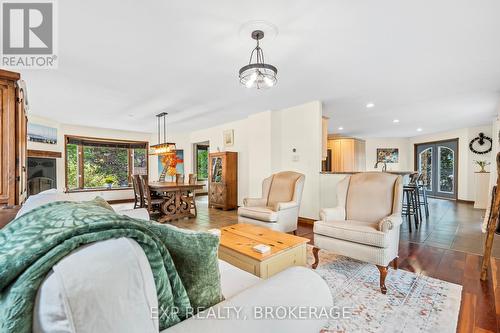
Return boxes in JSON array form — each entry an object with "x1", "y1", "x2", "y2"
[
  {"x1": 475, "y1": 160, "x2": 490, "y2": 173},
  {"x1": 104, "y1": 175, "x2": 116, "y2": 188}
]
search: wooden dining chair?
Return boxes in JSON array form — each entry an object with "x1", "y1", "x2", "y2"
[
  {"x1": 175, "y1": 173, "x2": 185, "y2": 184},
  {"x1": 139, "y1": 175, "x2": 163, "y2": 216},
  {"x1": 132, "y1": 174, "x2": 144, "y2": 209},
  {"x1": 186, "y1": 173, "x2": 198, "y2": 216}
]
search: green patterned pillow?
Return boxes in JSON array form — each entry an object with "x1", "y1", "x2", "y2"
[
  {"x1": 86, "y1": 196, "x2": 114, "y2": 211},
  {"x1": 148, "y1": 223, "x2": 223, "y2": 312}
]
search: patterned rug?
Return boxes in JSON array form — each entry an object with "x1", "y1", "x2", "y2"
[{"x1": 307, "y1": 248, "x2": 462, "y2": 333}]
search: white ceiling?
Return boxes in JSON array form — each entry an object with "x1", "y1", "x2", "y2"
[{"x1": 20, "y1": 0, "x2": 500, "y2": 137}]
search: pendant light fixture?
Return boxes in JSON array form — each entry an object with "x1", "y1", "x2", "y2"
[
  {"x1": 239, "y1": 30, "x2": 277, "y2": 89},
  {"x1": 150, "y1": 112, "x2": 176, "y2": 155}
]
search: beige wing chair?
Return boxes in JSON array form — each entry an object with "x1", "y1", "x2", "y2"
[
  {"x1": 312, "y1": 172, "x2": 403, "y2": 294},
  {"x1": 238, "y1": 171, "x2": 305, "y2": 233}
]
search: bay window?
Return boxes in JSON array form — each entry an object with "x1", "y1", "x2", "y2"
[{"x1": 65, "y1": 135, "x2": 148, "y2": 191}]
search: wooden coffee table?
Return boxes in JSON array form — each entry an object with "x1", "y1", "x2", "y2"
[{"x1": 218, "y1": 224, "x2": 310, "y2": 279}]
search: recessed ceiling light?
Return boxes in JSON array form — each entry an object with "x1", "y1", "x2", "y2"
[
  {"x1": 338, "y1": 127, "x2": 344, "y2": 130},
  {"x1": 366, "y1": 103, "x2": 375, "y2": 108},
  {"x1": 393, "y1": 119, "x2": 400, "y2": 123},
  {"x1": 416, "y1": 128, "x2": 423, "y2": 132}
]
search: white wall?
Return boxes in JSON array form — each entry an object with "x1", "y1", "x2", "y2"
[
  {"x1": 363, "y1": 138, "x2": 412, "y2": 171},
  {"x1": 354, "y1": 124, "x2": 493, "y2": 201},
  {"x1": 169, "y1": 101, "x2": 323, "y2": 219},
  {"x1": 170, "y1": 117, "x2": 250, "y2": 206},
  {"x1": 247, "y1": 111, "x2": 273, "y2": 196},
  {"x1": 483, "y1": 103, "x2": 500, "y2": 230},
  {"x1": 408, "y1": 124, "x2": 493, "y2": 201},
  {"x1": 270, "y1": 101, "x2": 323, "y2": 218},
  {"x1": 27, "y1": 115, "x2": 155, "y2": 202}
]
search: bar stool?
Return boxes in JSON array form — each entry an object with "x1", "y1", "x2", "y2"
[
  {"x1": 402, "y1": 186, "x2": 419, "y2": 231},
  {"x1": 416, "y1": 173, "x2": 429, "y2": 217},
  {"x1": 409, "y1": 172, "x2": 424, "y2": 221},
  {"x1": 402, "y1": 173, "x2": 420, "y2": 231}
]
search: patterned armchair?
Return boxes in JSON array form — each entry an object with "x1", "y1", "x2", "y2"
[
  {"x1": 238, "y1": 171, "x2": 305, "y2": 233},
  {"x1": 312, "y1": 172, "x2": 403, "y2": 294}
]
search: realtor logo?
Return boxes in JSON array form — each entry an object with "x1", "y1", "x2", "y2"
[{"x1": 1, "y1": 0, "x2": 57, "y2": 68}]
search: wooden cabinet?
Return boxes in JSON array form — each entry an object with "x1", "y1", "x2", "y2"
[
  {"x1": 0, "y1": 70, "x2": 27, "y2": 206},
  {"x1": 328, "y1": 137, "x2": 366, "y2": 172},
  {"x1": 209, "y1": 152, "x2": 237, "y2": 210},
  {"x1": 0, "y1": 205, "x2": 21, "y2": 229}
]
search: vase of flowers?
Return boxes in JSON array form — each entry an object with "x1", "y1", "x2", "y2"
[
  {"x1": 475, "y1": 160, "x2": 490, "y2": 173},
  {"x1": 104, "y1": 176, "x2": 115, "y2": 189}
]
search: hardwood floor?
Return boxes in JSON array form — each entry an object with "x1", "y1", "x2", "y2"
[{"x1": 114, "y1": 196, "x2": 500, "y2": 333}]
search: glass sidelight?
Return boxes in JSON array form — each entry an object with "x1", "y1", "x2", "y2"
[
  {"x1": 419, "y1": 147, "x2": 433, "y2": 192},
  {"x1": 415, "y1": 139, "x2": 458, "y2": 199}
]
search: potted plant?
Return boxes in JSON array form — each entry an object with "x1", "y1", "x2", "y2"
[
  {"x1": 104, "y1": 176, "x2": 115, "y2": 189},
  {"x1": 475, "y1": 160, "x2": 490, "y2": 173}
]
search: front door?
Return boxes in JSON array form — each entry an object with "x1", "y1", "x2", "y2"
[{"x1": 415, "y1": 139, "x2": 458, "y2": 199}]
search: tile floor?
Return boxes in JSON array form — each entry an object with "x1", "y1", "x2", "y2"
[{"x1": 399, "y1": 198, "x2": 500, "y2": 256}]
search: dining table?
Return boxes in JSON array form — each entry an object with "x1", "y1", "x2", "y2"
[{"x1": 148, "y1": 181, "x2": 204, "y2": 223}]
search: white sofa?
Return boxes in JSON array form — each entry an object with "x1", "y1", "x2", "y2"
[{"x1": 17, "y1": 190, "x2": 332, "y2": 333}]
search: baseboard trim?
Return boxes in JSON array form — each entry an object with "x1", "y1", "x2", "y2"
[
  {"x1": 298, "y1": 216, "x2": 316, "y2": 225},
  {"x1": 456, "y1": 199, "x2": 475, "y2": 205},
  {"x1": 107, "y1": 198, "x2": 134, "y2": 204}
]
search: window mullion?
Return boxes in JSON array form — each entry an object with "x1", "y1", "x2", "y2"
[
  {"x1": 78, "y1": 144, "x2": 84, "y2": 189},
  {"x1": 128, "y1": 148, "x2": 133, "y2": 185}
]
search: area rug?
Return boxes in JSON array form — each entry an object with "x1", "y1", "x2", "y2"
[{"x1": 306, "y1": 247, "x2": 462, "y2": 333}]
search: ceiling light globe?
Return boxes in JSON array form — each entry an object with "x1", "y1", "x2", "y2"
[{"x1": 239, "y1": 64, "x2": 277, "y2": 89}]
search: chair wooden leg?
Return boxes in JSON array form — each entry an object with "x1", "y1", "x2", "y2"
[
  {"x1": 292, "y1": 230, "x2": 297, "y2": 235},
  {"x1": 312, "y1": 247, "x2": 320, "y2": 269},
  {"x1": 376, "y1": 265, "x2": 388, "y2": 294},
  {"x1": 392, "y1": 257, "x2": 398, "y2": 270}
]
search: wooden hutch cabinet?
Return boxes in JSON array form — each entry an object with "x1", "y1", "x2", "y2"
[
  {"x1": 0, "y1": 69, "x2": 27, "y2": 207},
  {"x1": 208, "y1": 151, "x2": 237, "y2": 210}
]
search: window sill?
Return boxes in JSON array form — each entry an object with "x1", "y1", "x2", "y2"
[{"x1": 65, "y1": 187, "x2": 133, "y2": 193}]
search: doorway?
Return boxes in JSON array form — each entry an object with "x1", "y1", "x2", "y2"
[
  {"x1": 193, "y1": 142, "x2": 209, "y2": 195},
  {"x1": 414, "y1": 139, "x2": 458, "y2": 199}
]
